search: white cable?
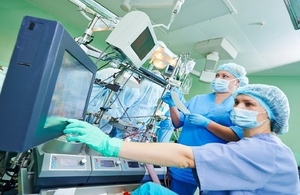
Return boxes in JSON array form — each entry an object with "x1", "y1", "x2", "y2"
[{"x1": 79, "y1": 9, "x2": 92, "y2": 21}]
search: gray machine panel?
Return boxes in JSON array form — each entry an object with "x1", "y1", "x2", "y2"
[
  {"x1": 90, "y1": 156, "x2": 122, "y2": 176},
  {"x1": 31, "y1": 144, "x2": 166, "y2": 193},
  {"x1": 34, "y1": 146, "x2": 91, "y2": 178},
  {"x1": 32, "y1": 146, "x2": 92, "y2": 193},
  {"x1": 87, "y1": 156, "x2": 123, "y2": 185},
  {"x1": 120, "y1": 159, "x2": 145, "y2": 175},
  {"x1": 118, "y1": 158, "x2": 146, "y2": 183},
  {"x1": 33, "y1": 146, "x2": 92, "y2": 177}
]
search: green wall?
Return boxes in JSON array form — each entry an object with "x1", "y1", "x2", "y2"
[
  {"x1": 0, "y1": 0, "x2": 109, "y2": 67},
  {"x1": 0, "y1": 1, "x2": 78, "y2": 66}
]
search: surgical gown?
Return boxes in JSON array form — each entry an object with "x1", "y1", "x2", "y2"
[
  {"x1": 193, "y1": 133, "x2": 300, "y2": 194},
  {"x1": 169, "y1": 93, "x2": 243, "y2": 187},
  {"x1": 132, "y1": 134, "x2": 300, "y2": 195},
  {"x1": 87, "y1": 68, "x2": 141, "y2": 134},
  {"x1": 113, "y1": 77, "x2": 165, "y2": 139}
]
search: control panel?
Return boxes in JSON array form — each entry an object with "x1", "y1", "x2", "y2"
[{"x1": 49, "y1": 154, "x2": 87, "y2": 170}]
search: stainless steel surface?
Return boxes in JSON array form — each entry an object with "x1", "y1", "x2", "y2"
[
  {"x1": 84, "y1": 146, "x2": 102, "y2": 156},
  {"x1": 42, "y1": 136, "x2": 84, "y2": 155}
]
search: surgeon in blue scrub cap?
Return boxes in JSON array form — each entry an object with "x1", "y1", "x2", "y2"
[
  {"x1": 161, "y1": 62, "x2": 249, "y2": 195},
  {"x1": 63, "y1": 83, "x2": 300, "y2": 194},
  {"x1": 231, "y1": 84, "x2": 289, "y2": 134},
  {"x1": 217, "y1": 62, "x2": 248, "y2": 87}
]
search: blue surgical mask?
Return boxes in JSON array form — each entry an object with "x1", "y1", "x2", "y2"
[
  {"x1": 230, "y1": 107, "x2": 266, "y2": 129},
  {"x1": 210, "y1": 78, "x2": 230, "y2": 92}
]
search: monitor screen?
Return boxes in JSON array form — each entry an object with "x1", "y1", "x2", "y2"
[
  {"x1": 164, "y1": 64, "x2": 175, "y2": 76},
  {"x1": 131, "y1": 27, "x2": 155, "y2": 60},
  {"x1": 106, "y1": 11, "x2": 158, "y2": 69},
  {"x1": 0, "y1": 16, "x2": 97, "y2": 152},
  {"x1": 45, "y1": 51, "x2": 93, "y2": 131}
]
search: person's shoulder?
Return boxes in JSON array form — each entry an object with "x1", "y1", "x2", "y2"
[
  {"x1": 187, "y1": 93, "x2": 213, "y2": 104},
  {"x1": 193, "y1": 92, "x2": 214, "y2": 99}
]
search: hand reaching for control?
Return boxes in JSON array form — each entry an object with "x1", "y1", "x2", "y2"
[{"x1": 63, "y1": 119, "x2": 122, "y2": 157}]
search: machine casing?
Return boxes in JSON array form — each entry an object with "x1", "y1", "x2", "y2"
[{"x1": 0, "y1": 16, "x2": 97, "y2": 152}]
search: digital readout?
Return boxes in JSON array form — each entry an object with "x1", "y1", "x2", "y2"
[
  {"x1": 100, "y1": 160, "x2": 115, "y2": 167},
  {"x1": 59, "y1": 158, "x2": 78, "y2": 167},
  {"x1": 127, "y1": 161, "x2": 139, "y2": 168}
]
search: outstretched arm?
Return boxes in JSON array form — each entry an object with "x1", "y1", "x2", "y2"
[
  {"x1": 64, "y1": 119, "x2": 195, "y2": 168},
  {"x1": 119, "y1": 141, "x2": 195, "y2": 168}
]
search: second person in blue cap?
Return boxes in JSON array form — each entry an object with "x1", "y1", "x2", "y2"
[{"x1": 161, "y1": 62, "x2": 249, "y2": 195}]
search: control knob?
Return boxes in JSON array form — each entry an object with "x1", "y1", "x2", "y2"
[{"x1": 80, "y1": 158, "x2": 87, "y2": 165}]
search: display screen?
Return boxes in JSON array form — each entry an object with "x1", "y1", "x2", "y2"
[
  {"x1": 165, "y1": 65, "x2": 175, "y2": 76},
  {"x1": 59, "y1": 158, "x2": 78, "y2": 168},
  {"x1": 131, "y1": 27, "x2": 155, "y2": 60},
  {"x1": 44, "y1": 51, "x2": 93, "y2": 130},
  {"x1": 127, "y1": 161, "x2": 139, "y2": 168},
  {"x1": 100, "y1": 160, "x2": 115, "y2": 167},
  {"x1": 0, "y1": 16, "x2": 97, "y2": 152}
]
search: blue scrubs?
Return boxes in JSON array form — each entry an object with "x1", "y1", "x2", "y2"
[
  {"x1": 193, "y1": 133, "x2": 300, "y2": 194},
  {"x1": 156, "y1": 111, "x2": 174, "y2": 142},
  {"x1": 169, "y1": 93, "x2": 243, "y2": 195},
  {"x1": 132, "y1": 134, "x2": 300, "y2": 195}
]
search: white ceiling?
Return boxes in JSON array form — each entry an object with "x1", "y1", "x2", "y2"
[{"x1": 26, "y1": 0, "x2": 300, "y2": 76}]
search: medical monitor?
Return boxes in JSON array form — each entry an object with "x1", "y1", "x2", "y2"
[
  {"x1": 106, "y1": 11, "x2": 158, "y2": 69},
  {"x1": 0, "y1": 16, "x2": 97, "y2": 152}
]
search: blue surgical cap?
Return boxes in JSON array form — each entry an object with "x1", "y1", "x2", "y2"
[
  {"x1": 217, "y1": 63, "x2": 249, "y2": 87},
  {"x1": 233, "y1": 84, "x2": 290, "y2": 135}
]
